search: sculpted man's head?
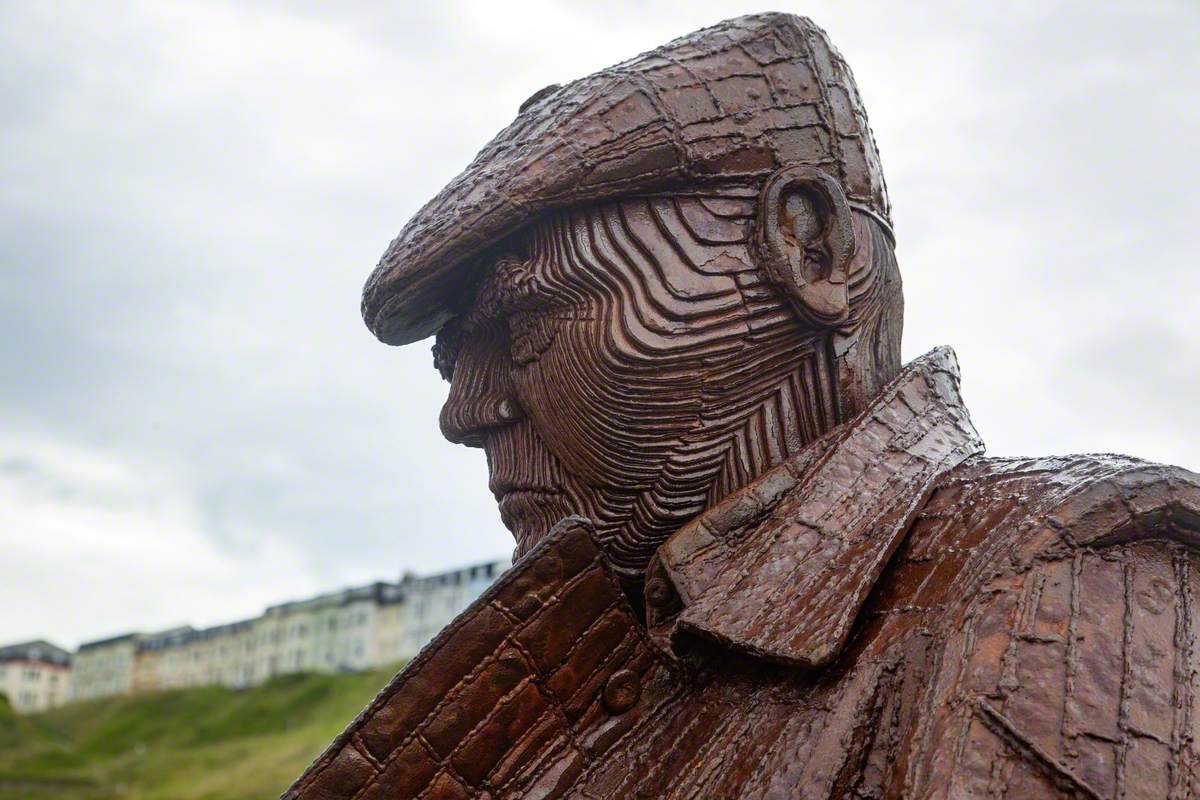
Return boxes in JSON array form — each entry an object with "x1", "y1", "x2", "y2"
[{"x1": 363, "y1": 13, "x2": 903, "y2": 584}]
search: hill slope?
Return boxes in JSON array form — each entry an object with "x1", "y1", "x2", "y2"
[{"x1": 0, "y1": 665, "x2": 400, "y2": 800}]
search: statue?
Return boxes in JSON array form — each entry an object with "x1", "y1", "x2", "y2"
[{"x1": 284, "y1": 13, "x2": 1200, "y2": 799}]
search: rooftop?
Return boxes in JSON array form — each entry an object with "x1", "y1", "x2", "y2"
[
  {"x1": 77, "y1": 632, "x2": 141, "y2": 652},
  {"x1": 0, "y1": 639, "x2": 72, "y2": 665}
]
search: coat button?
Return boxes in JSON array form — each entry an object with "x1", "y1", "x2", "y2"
[
  {"x1": 646, "y1": 579, "x2": 670, "y2": 605},
  {"x1": 602, "y1": 669, "x2": 640, "y2": 714}
]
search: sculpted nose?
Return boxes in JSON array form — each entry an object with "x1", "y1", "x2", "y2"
[{"x1": 439, "y1": 341, "x2": 525, "y2": 446}]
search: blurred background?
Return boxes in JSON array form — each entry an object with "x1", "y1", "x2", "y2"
[{"x1": 1, "y1": 1, "x2": 1197, "y2": 797}]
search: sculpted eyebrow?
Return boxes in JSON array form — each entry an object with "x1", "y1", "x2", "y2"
[
  {"x1": 459, "y1": 272, "x2": 509, "y2": 331},
  {"x1": 459, "y1": 254, "x2": 542, "y2": 332}
]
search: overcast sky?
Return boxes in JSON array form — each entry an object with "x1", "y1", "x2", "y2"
[{"x1": 1, "y1": 0, "x2": 1197, "y2": 649}]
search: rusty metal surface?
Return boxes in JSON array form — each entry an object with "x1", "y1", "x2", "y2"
[{"x1": 290, "y1": 12, "x2": 1200, "y2": 799}]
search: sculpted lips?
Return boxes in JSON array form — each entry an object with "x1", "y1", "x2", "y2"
[
  {"x1": 490, "y1": 475, "x2": 560, "y2": 519},
  {"x1": 489, "y1": 478, "x2": 559, "y2": 500},
  {"x1": 494, "y1": 486, "x2": 559, "y2": 515},
  {"x1": 496, "y1": 488, "x2": 546, "y2": 510}
]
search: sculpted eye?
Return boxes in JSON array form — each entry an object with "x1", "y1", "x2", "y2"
[{"x1": 432, "y1": 321, "x2": 461, "y2": 381}]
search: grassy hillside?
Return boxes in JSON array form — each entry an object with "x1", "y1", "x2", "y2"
[{"x1": 0, "y1": 664, "x2": 401, "y2": 800}]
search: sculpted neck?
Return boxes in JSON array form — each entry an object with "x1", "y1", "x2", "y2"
[
  {"x1": 608, "y1": 335, "x2": 901, "y2": 593},
  {"x1": 701, "y1": 330, "x2": 902, "y2": 514},
  {"x1": 599, "y1": 218, "x2": 901, "y2": 587},
  {"x1": 703, "y1": 336, "x2": 838, "y2": 507}
]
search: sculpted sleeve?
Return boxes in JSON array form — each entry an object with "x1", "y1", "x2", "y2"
[{"x1": 898, "y1": 462, "x2": 1200, "y2": 799}]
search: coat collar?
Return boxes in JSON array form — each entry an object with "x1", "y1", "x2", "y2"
[{"x1": 645, "y1": 346, "x2": 984, "y2": 668}]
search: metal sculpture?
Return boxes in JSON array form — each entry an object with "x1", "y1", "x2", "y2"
[{"x1": 286, "y1": 13, "x2": 1200, "y2": 799}]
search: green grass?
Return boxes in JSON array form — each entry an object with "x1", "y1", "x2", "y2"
[{"x1": 0, "y1": 664, "x2": 402, "y2": 800}]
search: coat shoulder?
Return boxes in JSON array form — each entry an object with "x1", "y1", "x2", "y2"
[
  {"x1": 893, "y1": 454, "x2": 1200, "y2": 798},
  {"x1": 920, "y1": 453, "x2": 1200, "y2": 562}
]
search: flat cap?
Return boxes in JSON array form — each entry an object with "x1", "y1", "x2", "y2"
[{"x1": 364, "y1": 12, "x2": 890, "y2": 345}]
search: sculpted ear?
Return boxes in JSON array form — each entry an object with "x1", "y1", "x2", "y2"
[{"x1": 754, "y1": 167, "x2": 855, "y2": 327}]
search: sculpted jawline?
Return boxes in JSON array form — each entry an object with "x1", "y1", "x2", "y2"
[{"x1": 286, "y1": 13, "x2": 1200, "y2": 799}]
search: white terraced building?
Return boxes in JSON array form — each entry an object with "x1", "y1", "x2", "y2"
[
  {"x1": 71, "y1": 632, "x2": 139, "y2": 702},
  {"x1": 0, "y1": 640, "x2": 71, "y2": 713},
  {"x1": 61, "y1": 558, "x2": 507, "y2": 707}
]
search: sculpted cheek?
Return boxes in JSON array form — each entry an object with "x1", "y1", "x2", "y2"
[
  {"x1": 511, "y1": 198, "x2": 758, "y2": 501},
  {"x1": 513, "y1": 312, "x2": 682, "y2": 490}
]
